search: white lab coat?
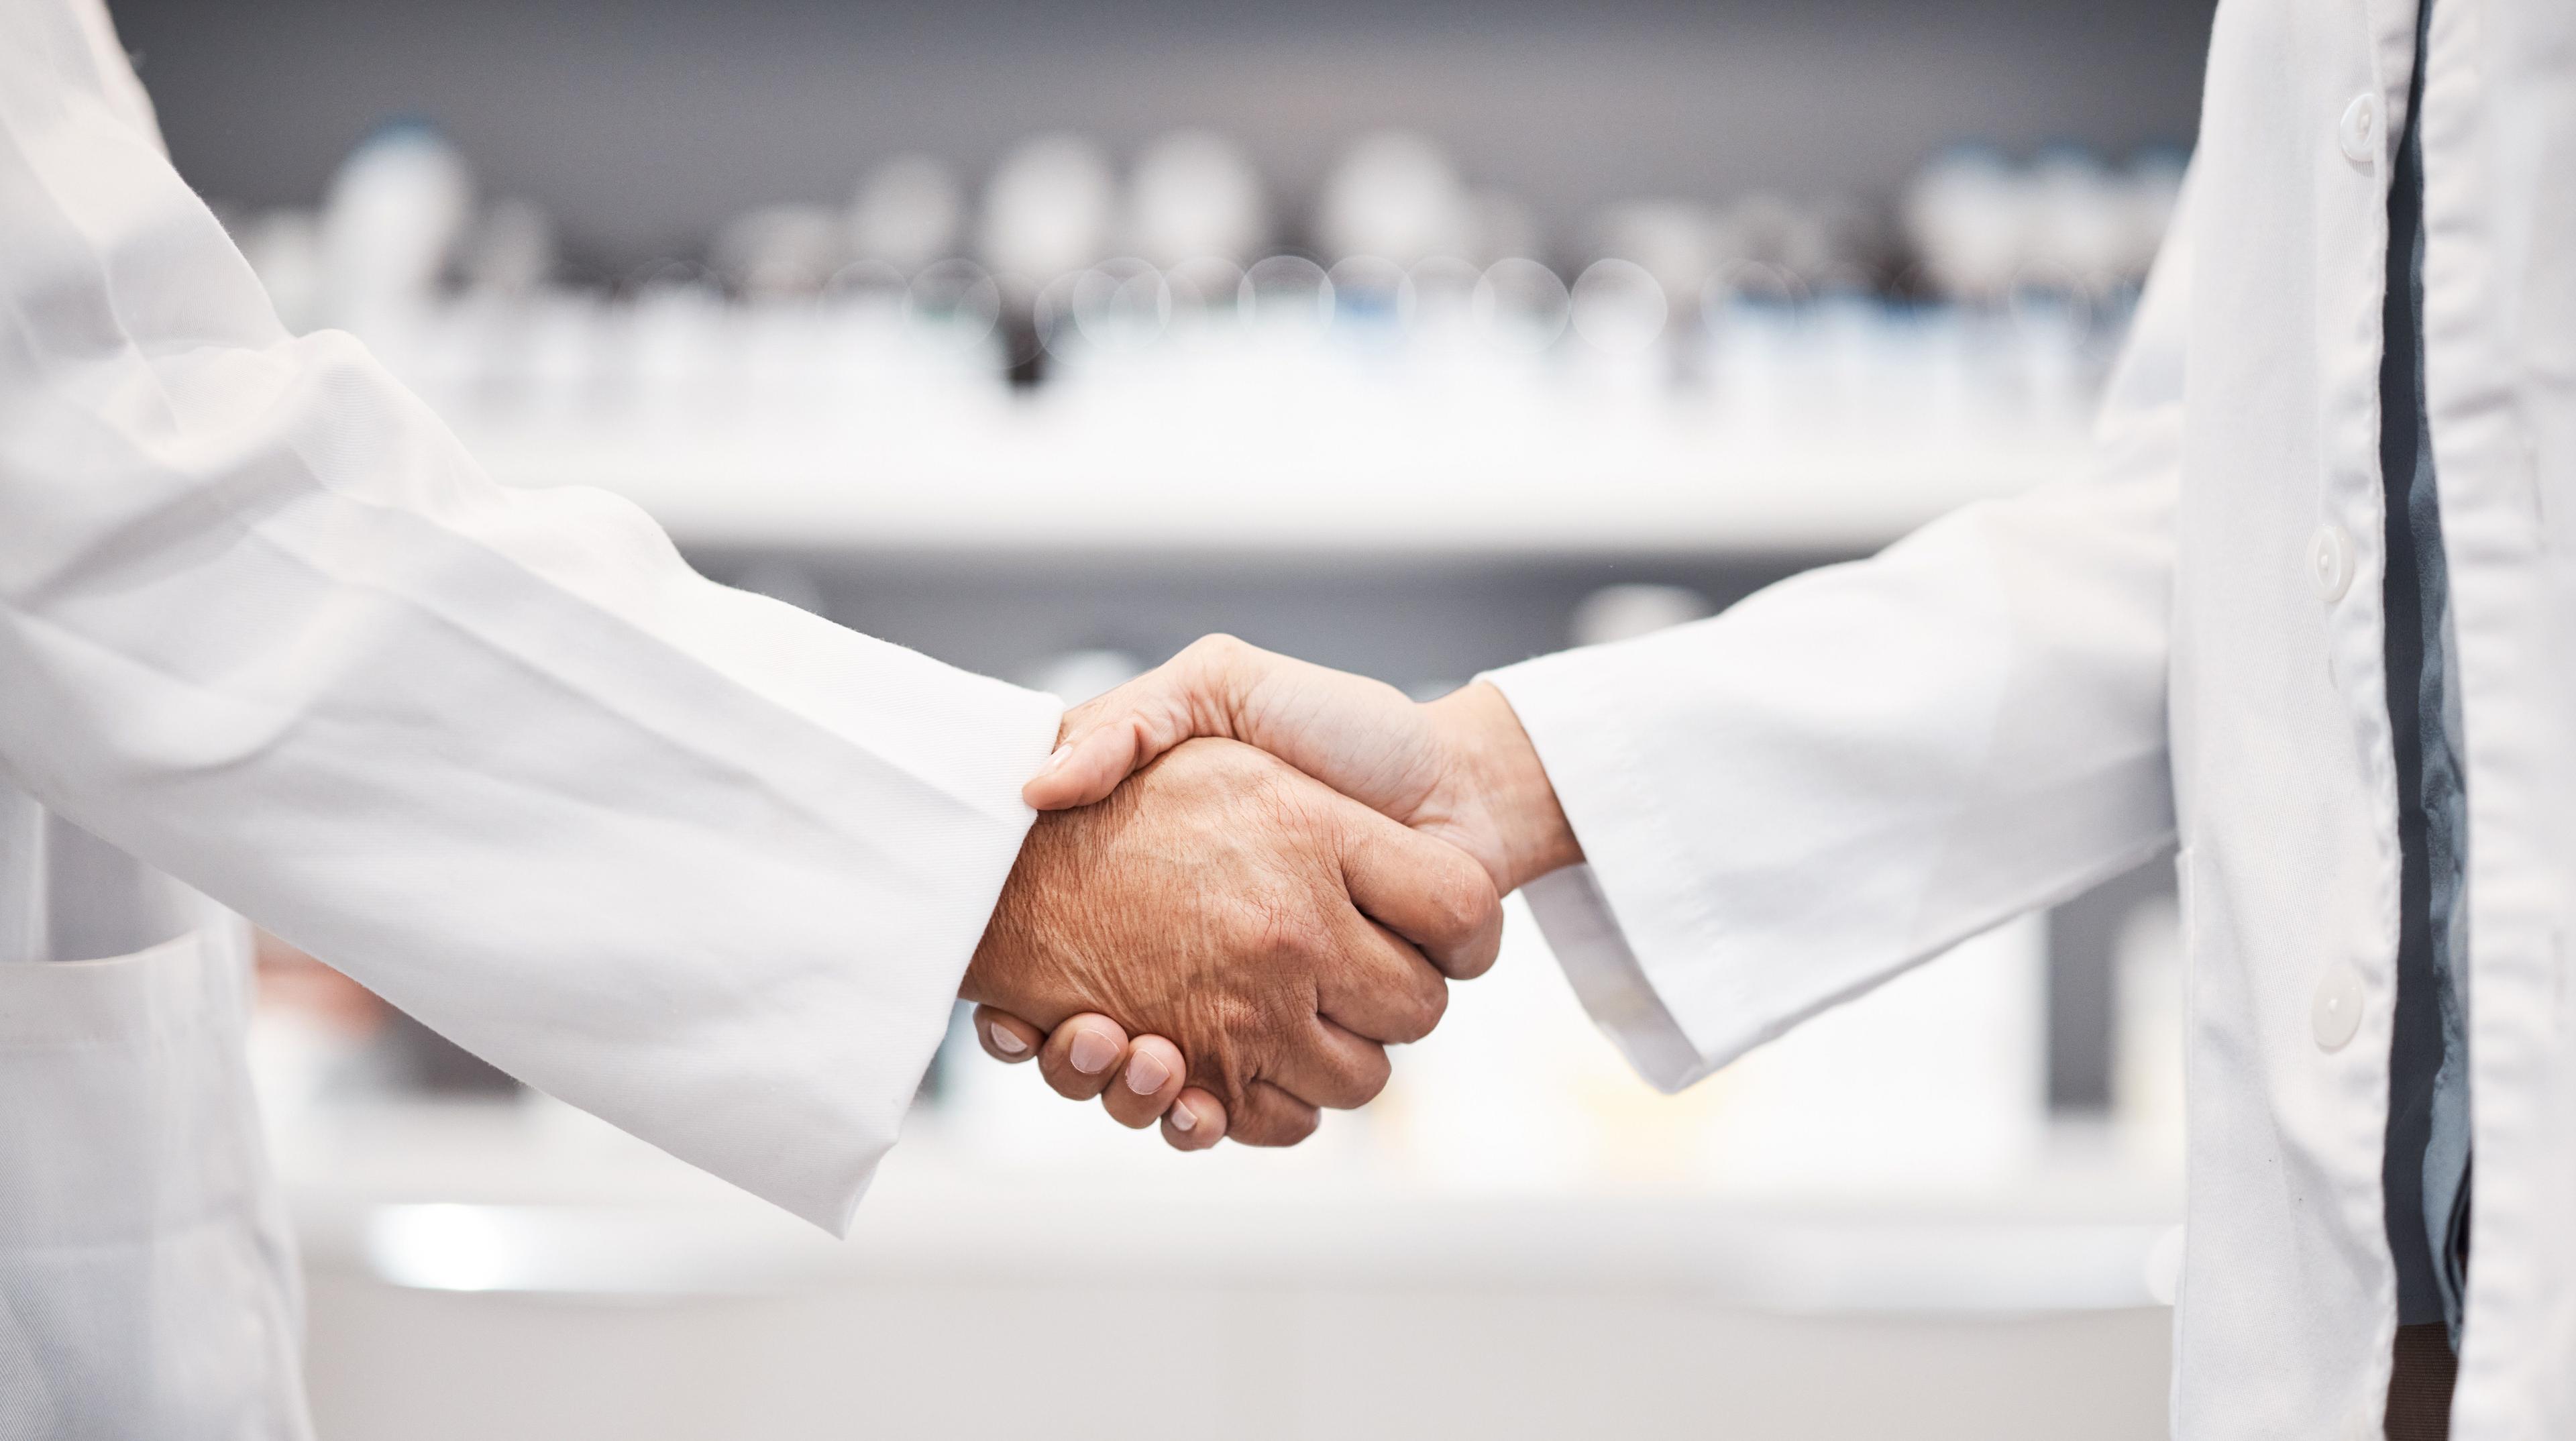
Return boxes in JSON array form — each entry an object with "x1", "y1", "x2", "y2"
[
  {"x1": 0, "y1": 0, "x2": 1060, "y2": 1433},
  {"x1": 1491, "y1": 0, "x2": 2573, "y2": 1434}
]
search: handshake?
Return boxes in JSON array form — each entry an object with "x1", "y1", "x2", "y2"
[{"x1": 959, "y1": 635, "x2": 1586, "y2": 1148}]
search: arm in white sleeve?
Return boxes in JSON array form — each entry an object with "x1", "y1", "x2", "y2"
[
  {"x1": 1485, "y1": 180, "x2": 2195, "y2": 1093},
  {"x1": 0, "y1": 0, "x2": 1061, "y2": 1232}
]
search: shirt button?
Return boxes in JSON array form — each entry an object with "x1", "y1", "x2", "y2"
[
  {"x1": 2340, "y1": 93, "x2": 2383, "y2": 165},
  {"x1": 2310, "y1": 524, "x2": 2355, "y2": 601},
  {"x1": 2312, "y1": 963, "x2": 2365, "y2": 1051}
]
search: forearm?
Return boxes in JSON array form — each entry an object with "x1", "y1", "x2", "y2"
[{"x1": 0, "y1": 16, "x2": 1064, "y2": 1228}]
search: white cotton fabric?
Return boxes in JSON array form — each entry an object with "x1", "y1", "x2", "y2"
[
  {"x1": 1491, "y1": 0, "x2": 2576, "y2": 1433},
  {"x1": 0, "y1": 1, "x2": 1062, "y2": 1430},
  {"x1": 0, "y1": 925, "x2": 309, "y2": 1440}
]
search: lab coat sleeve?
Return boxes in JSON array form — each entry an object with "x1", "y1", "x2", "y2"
[
  {"x1": 0, "y1": 0, "x2": 1062, "y2": 1233},
  {"x1": 1486, "y1": 186, "x2": 2194, "y2": 1093}
]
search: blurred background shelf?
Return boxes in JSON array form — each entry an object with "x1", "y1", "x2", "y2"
[{"x1": 462, "y1": 395, "x2": 2094, "y2": 556}]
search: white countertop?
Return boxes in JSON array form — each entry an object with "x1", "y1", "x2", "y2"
[{"x1": 277, "y1": 1094, "x2": 2182, "y2": 1315}]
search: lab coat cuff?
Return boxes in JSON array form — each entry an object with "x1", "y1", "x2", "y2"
[
  {"x1": 1481, "y1": 655, "x2": 1728, "y2": 1091},
  {"x1": 796, "y1": 674, "x2": 1065, "y2": 1235},
  {"x1": 1515, "y1": 866, "x2": 1713, "y2": 1093}
]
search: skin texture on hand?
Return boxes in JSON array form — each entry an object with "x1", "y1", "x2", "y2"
[
  {"x1": 1026, "y1": 636, "x2": 1582, "y2": 894},
  {"x1": 981, "y1": 639, "x2": 1586, "y2": 1150},
  {"x1": 962, "y1": 736, "x2": 1501, "y2": 1146}
]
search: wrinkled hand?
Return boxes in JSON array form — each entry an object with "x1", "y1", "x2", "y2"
[
  {"x1": 962, "y1": 735, "x2": 1502, "y2": 1146},
  {"x1": 982, "y1": 637, "x2": 1583, "y2": 1145},
  {"x1": 1027, "y1": 636, "x2": 1579, "y2": 894}
]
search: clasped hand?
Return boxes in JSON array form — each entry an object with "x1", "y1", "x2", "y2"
[{"x1": 960, "y1": 637, "x2": 1582, "y2": 1148}]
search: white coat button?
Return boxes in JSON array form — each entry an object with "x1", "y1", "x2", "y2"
[
  {"x1": 2312, "y1": 963, "x2": 2365, "y2": 1051},
  {"x1": 2340, "y1": 94, "x2": 2382, "y2": 164},
  {"x1": 2310, "y1": 524, "x2": 2355, "y2": 601}
]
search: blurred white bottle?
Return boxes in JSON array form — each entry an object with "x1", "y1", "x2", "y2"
[
  {"x1": 849, "y1": 154, "x2": 965, "y2": 276},
  {"x1": 980, "y1": 135, "x2": 1118, "y2": 374},
  {"x1": 978, "y1": 133, "x2": 1118, "y2": 284},
  {"x1": 1900, "y1": 145, "x2": 2027, "y2": 304},
  {"x1": 1314, "y1": 130, "x2": 1477, "y2": 266},
  {"x1": 1126, "y1": 130, "x2": 1268, "y2": 268},
  {"x1": 319, "y1": 121, "x2": 474, "y2": 336}
]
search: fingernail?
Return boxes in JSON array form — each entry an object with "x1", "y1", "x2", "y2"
[
  {"x1": 1168, "y1": 1101, "x2": 1199, "y2": 1133},
  {"x1": 1069, "y1": 1029, "x2": 1118, "y2": 1075},
  {"x1": 1124, "y1": 1050, "x2": 1172, "y2": 1095},
  {"x1": 1040, "y1": 743, "x2": 1072, "y2": 775},
  {"x1": 987, "y1": 1021, "x2": 1029, "y2": 1056}
]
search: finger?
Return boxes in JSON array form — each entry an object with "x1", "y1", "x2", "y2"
[
  {"x1": 1313, "y1": 912, "x2": 1449, "y2": 1046},
  {"x1": 1337, "y1": 798, "x2": 1506, "y2": 980},
  {"x1": 971, "y1": 1006, "x2": 1044, "y2": 1064},
  {"x1": 1227, "y1": 1079, "x2": 1322, "y2": 1148},
  {"x1": 1023, "y1": 702, "x2": 1188, "y2": 812},
  {"x1": 1265, "y1": 1016, "x2": 1395, "y2": 1112},
  {"x1": 1037, "y1": 1013, "x2": 1131, "y2": 1101},
  {"x1": 1100, "y1": 1034, "x2": 1187, "y2": 1130},
  {"x1": 1163, "y1": 1087, "x2": 1228, "y2": 1151},
  {"x1": 1023, "y1": 637, "x2": 1256, "y2": 811}
]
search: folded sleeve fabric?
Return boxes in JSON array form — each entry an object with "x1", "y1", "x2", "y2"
[
  {"x1": 1486, "y1": 184, "x2": 2195, "y2": 1094},
  {"x1": 0, "y1": 0, "x2": 1061, "y2": 1233}
]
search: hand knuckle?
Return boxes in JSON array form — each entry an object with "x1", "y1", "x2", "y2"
[
  {"x1": 1436, "y1": 871, "x2": 1499, "y2": 941},
  {"x1": 1244, "y1": 905, "x2": 1321, "y2": 969},
  {"x1": 1185, "y1": 633, "x2": 1244, "y2": 665}
]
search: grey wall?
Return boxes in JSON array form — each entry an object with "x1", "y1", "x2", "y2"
[{"x1": 115, "y1": 0, "x2": 2216, "y2": 271}]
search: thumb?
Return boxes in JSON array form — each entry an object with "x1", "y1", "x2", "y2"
[{"x1": 1021, "y1": 637, "x2": 1253, "y2": 810}]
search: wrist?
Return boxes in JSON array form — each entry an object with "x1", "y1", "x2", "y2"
[
  {"x1": 1427, "y1": 681, "x2": 1582, "y2": 894},
  {"x1": 962, "y1": 807, "x2": 1071, "y2": 1015}
]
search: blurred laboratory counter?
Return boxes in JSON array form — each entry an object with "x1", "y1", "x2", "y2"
[
  {"x1": 268, "y1": 905, "x2": 2185, "y2": 1441},
  {"x1": 281, "y1": 1100, "x2": 2179, "y2": 1441}
]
